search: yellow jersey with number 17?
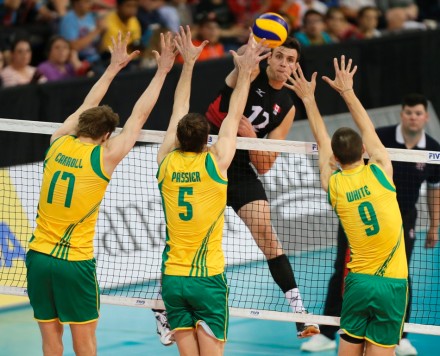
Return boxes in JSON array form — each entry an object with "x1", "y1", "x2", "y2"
[
  {"x1": 157, "y1": 150, "x2": 227, "y2": 277},
  {"x1": 29, "y1": 135, "x2": 110, "y2": 261},
  {"x1": 328, "y1": 163, "x2": 407, "y2": 279}
]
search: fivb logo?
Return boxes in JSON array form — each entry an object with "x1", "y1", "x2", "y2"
[
  {"x1": 0, "y1": 169, "x2": 30, "y2": 273},
  {"x1": 428, "y1": 152, "x2": 440, "y2": 161},
  {"x1": 0, "y1": 223, "x2": 26, "y2": 267}
]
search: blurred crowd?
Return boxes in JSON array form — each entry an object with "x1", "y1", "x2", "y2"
[{"x1": 1, "y1": 0, "x2": 439, "y2": 88}]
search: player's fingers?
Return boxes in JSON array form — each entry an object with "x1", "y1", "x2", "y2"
[
  {"x1": 159, "y1": 32, "x2": 165, "y2": 48},
  {"x1": 322, "y1": 75, "x2": 332, "y2": 86},
  {"x1": 297, "y1": 63, "x2": 305, "y2": 78},
  {"x1": 111, "y1": 35, "x2": 117, "y2": 51},
  {"x1": 152, "y1": 50, "x2": 160, "y2": 62},
  {"x1": 185, "y1": 25, "x2": 192, "y2": 42},
  {"x1": 173, "y1": 39, "x2": 183, "y2": 54},
  {"x1": 340, "y1": 55, "x2": 346, "y2": 71},
  {"x1": 199, "y1": 39, "x2": 209, "y2": 49},
  {"x1": 346, "y1": 58, "x2": 352, "y2": 72},
  {"x1": 291, "y1": 66, "x2": 300, "y2": 80},
  {"x1": 333, "y1": 57, "x2": 340, "y2": 72},
  {"x1": 123, "y1": 31, "x2": 131, "y2": 46},
  {"x1": 351, "y1": 65, "x2": 358, "y2": 76}
]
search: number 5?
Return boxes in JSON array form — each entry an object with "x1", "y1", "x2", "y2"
[{"x1": 178, "y1": 187, "x2": 193, "y2": 221}]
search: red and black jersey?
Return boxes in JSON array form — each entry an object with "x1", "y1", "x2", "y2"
[{"x1": 206, "y1": 68, "x2": 294, "y2": 139}]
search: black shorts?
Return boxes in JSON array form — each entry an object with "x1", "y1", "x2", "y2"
[
  {"x1": 210, "y1": 125, "x2": 268, "y2": 212},
  {"x1": 227, "y1": 178, "x2": 267, "y2": 213},
  {"x1": 227, "y1": 161, "x2": 268, "y2": 213}
]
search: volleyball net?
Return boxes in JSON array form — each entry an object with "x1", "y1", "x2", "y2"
[{"x1": 1, "y1": 118, "x2": 439, "y2": 335}]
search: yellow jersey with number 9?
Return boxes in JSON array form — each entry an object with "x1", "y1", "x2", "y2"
[
  {"x1": 29, "y1": 135, "x2": 110, "y2": 261},
  {"x1": 328, "y1": 163, "x2": 407, "y2": 278},
  {"x1": 157, "y1": 150, "x2": 227, "y2": 277}
]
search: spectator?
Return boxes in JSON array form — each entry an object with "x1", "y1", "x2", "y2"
[
  {"x1": 339, "y1": 0, "x2": 375, "y2": 23},
  {"x1": 1, "y1": 0, "x2": 57, "y2": 64},
  {"x1": 0, "y1": 38, "x2": 46, "y2": 87},
  {"x1": 356, "y1": 6, "x2": 382, "y2": 38},
  {"x1": 171, "y1": 0, "x2": 193, "y2": 27},
  {"x1": 100, "y1": 0, "x2": 142, "y2": 56},
  {"x1": 136, "y1": 0, "x2": 181, "y2": 34},
  {"x1": 294, "y1": 9, "x2": 333, "y2": 46},
  {"x1": 294, "y1": 0, "x2": 328, "y2": 27},
  {"x1": 325, "y1": 7, "x2": 359, "y2": 42},
  {"x1": 137, "y1": 0, "x2": 180, "y2": 45},
  {"x1": 376, "y1": 0, "x2": 422, "y2": 31},
  {"x1": 195, "y1": 0, "x2": 247, "y2": 50},
  {"x1": 59, "y1": 0, "x2": 106, "y2": 69},
  {"x1": 176, "y1": 16, "x2": 225, "y2": 63},
  {"x1": 36, "y1": 35, "x2": 91, "y2": 81}
]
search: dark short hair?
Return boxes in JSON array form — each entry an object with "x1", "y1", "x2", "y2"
[
  {"x1": 303, "y1": 9, "x2": 324, "y2": 24},
  {"x1": 45, "y1": 35, "x2": 70, "y2": 57},
  {"x1": 76, "y1": 105, "x2": 119, "y2": 139},
  {"x1": 11, "y1": 38, "x2": 31, "y2": 52},
  {"x1": 331, "y1": 127, "x2": 363, "y2": 165},
  {"x1": 357, "y1": 6, "x2": 380, "y2": 19},
  {"x1": 176, "y1": 113, "x2": 209, "y2": 153},
  {"x1": 279, "y1": 36, "x2": 301, "y2": 61},
  {"x1": 402, "y1": 93, "x2": 428, "y2": 110},
  {"x1": 117, "y1": 0, "x2": 138, "y2": 6}
]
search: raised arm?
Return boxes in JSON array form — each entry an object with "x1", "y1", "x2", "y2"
[
  {"x1": 322, "y1": 56, "x2": 392, "y2": 178},
  {"x1": 225, "y1": 39, "x2": 261, "y2": 89},
  {"x1": 51, "y1": 32, "x2": 140, "y2": 143},
  {"x1": 285, "y1": 64, "x2": 334, "y2": 192},
  {"x1": 156, "y1": 26, "x2": 208, "y2": 164},
  {"x1": 104, "y1": 31, "x2": 177, "y2": 173},
  {"x1": 211, "y1": 34, "x2": 270, "y2": 174}
]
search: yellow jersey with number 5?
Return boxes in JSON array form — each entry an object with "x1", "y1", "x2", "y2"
[
  {"x1": 328, "y1": 163, "x2": 407, "y2": 278},
  {"x1": 29, "y1": 135, "x2": 110, "y2": 261},
  {"x1": 157, "y1": 150, "x2": 227, "y2": 277}
]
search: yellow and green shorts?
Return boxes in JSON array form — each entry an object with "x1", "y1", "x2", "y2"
[
  {"x1": 26, "y1": 249, "x2": 100, "y2": 324},
  {"x1": 162, "y1": 273, "x2": 229, "y2": 341},
  {"x1": 340, "y1": 272, "x2": 408, "y2": 347}
]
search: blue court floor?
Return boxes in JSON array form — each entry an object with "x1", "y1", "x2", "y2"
[{"x1": 1, "y1": 303, "x2": 440, "y2": 355}]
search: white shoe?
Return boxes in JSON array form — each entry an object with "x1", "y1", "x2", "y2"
[
  {"x1": 300, "y1": 334, "x2": 337, "y2": 352},
  {"x1": 395, "y1": 338, "x2": 418, "y2": 356},
  {"x1": 153, "y1": 310, "x2": 174, "y2": 346}
]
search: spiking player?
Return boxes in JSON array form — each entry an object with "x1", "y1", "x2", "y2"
[{"x1": 204, "y1": 36, "x2": 319, "y2": 338}]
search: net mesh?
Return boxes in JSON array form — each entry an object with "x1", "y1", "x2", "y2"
[{"x1": 1, "y1": 119, "x2": 439, "y2": 334}]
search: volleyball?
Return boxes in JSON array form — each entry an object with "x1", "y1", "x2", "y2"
[{"x1": 252, "y1": 12, "x2": 289, "y2": 49}]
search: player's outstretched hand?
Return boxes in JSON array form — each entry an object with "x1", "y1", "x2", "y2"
[
  {"x1": 108, "y1": 31, "x2": 140, "y2": 72},
  {"x1": 322, "y1": 55, "x2": 357, "y2": 95},
  {"x1": 230, "y1": 32, "x2": 270, "y2": 74},
  {"x1": 153, "y1": 32, "x2": 177, "y2": 74},
  {"x1": 284, "y1": 63, "x2": 317, "y2": 101},
  {"x1": 174, "y1": 25, "x2": 208, "y2": 64}
]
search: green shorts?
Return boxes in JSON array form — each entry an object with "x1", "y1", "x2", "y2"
[
  {"x1": 341, "y1": 272, "x2": 408, "y2": 347},
  {"x1": 26, "y1": 249, "x2": 100, "y2": 324},
  {"x1": 162, "y1": 273, "x2": 229, "y2": 341}
]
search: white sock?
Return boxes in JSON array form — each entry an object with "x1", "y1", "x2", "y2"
[{"x1": 285, "y1": 288, "x2": 306, "y2": 313}]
